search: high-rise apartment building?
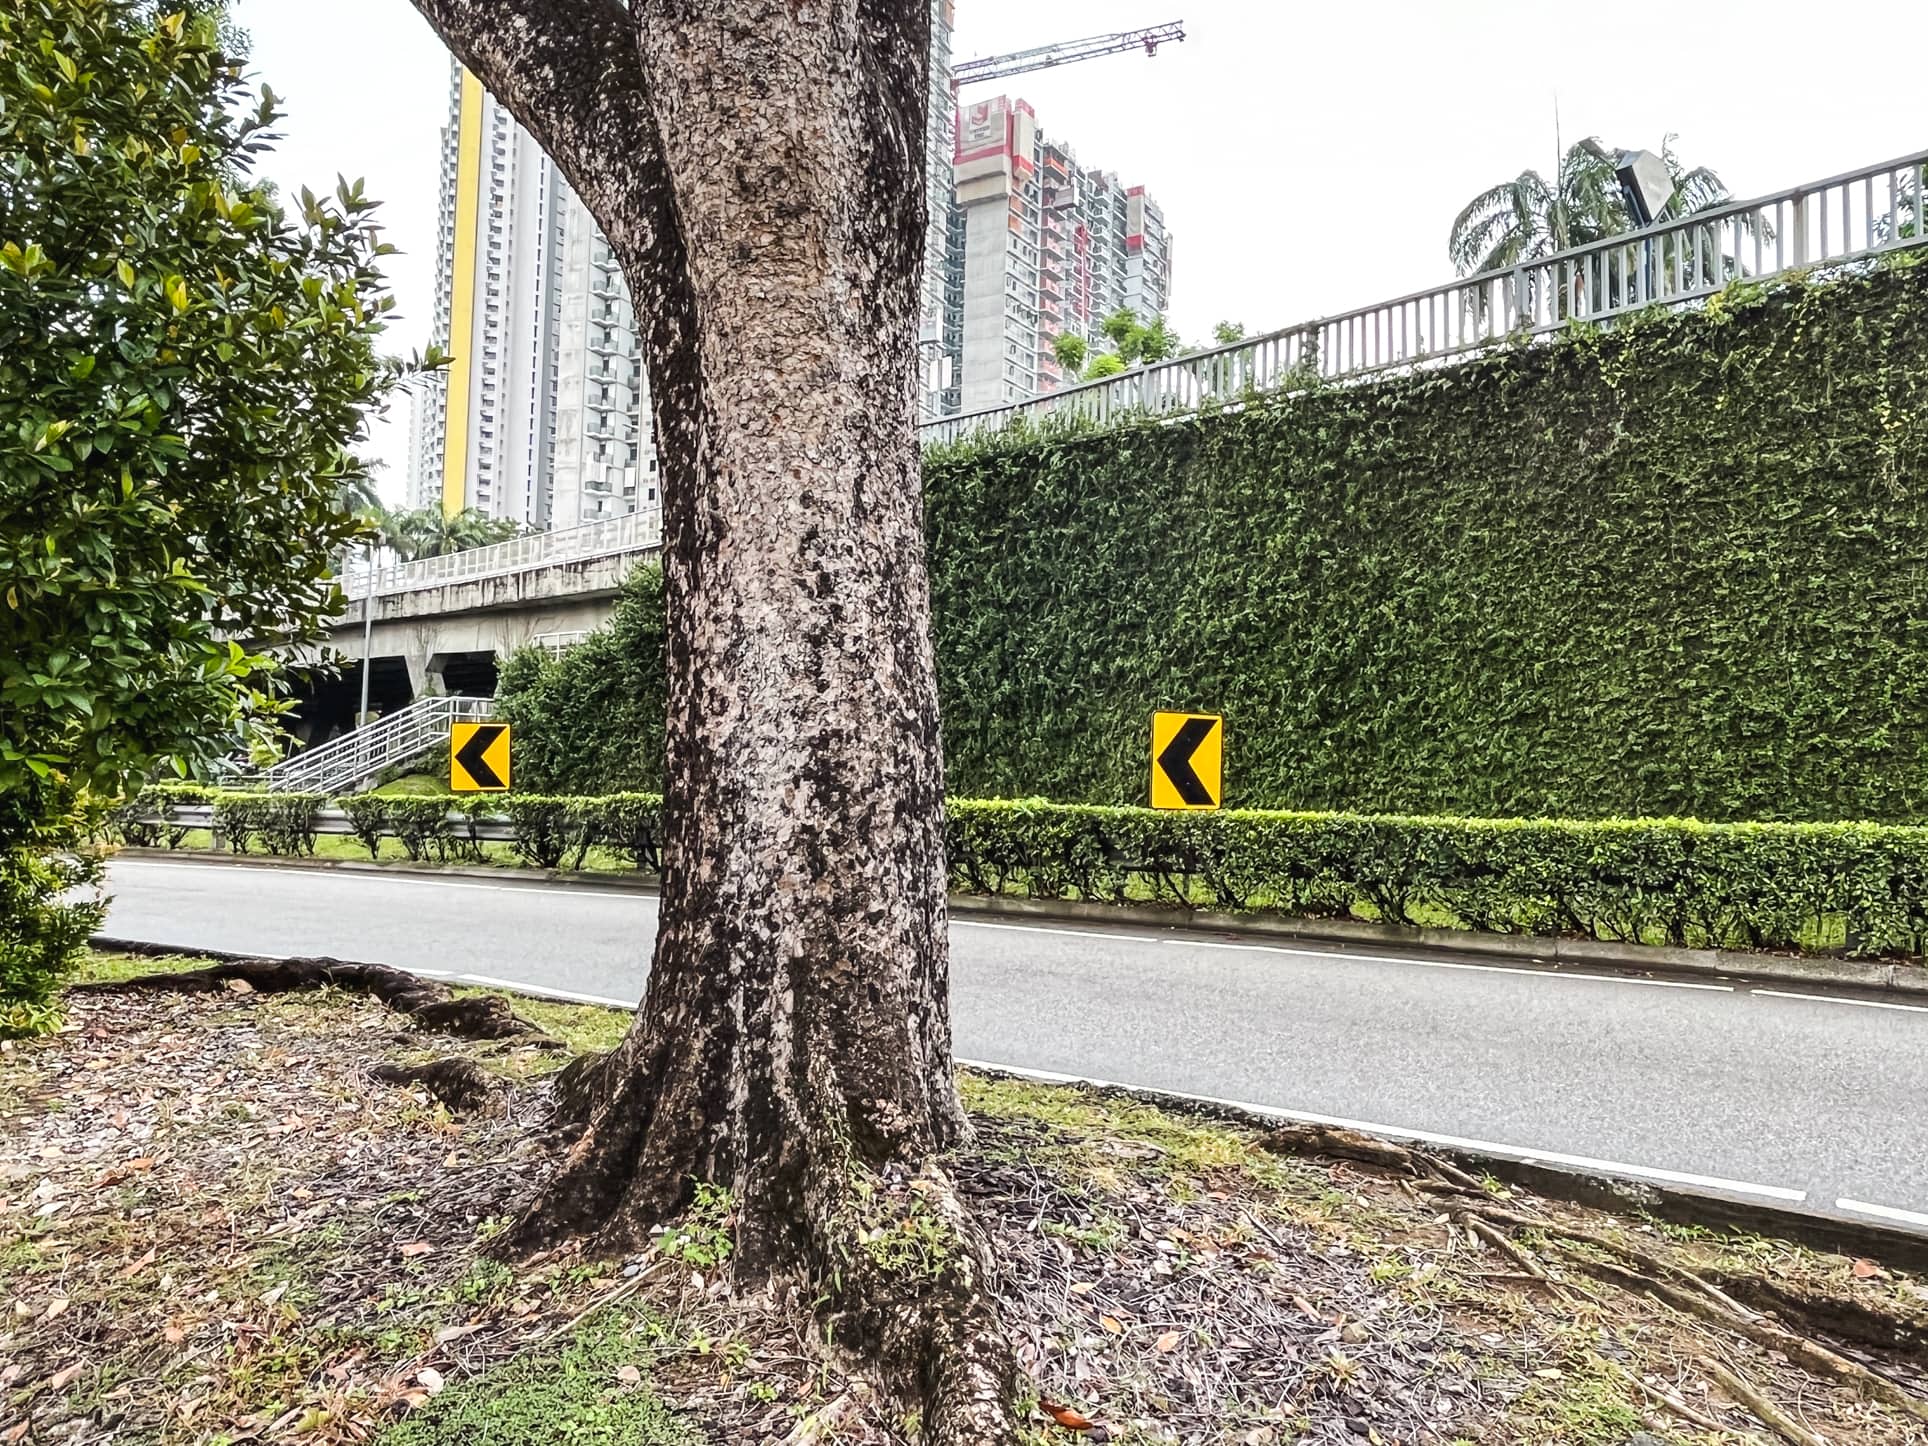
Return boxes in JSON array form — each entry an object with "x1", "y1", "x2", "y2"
[
  {"x1": 413, "y1": 1, "x2": 955, "y2": 521},
  {"x1": 409, "y1": 65, "x2": 659, "y2": 528},
  {"x1": 942, "y1": 94, "x2": 1172, "y2": 416}
]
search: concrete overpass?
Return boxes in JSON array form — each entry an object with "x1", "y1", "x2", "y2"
[{"x1": 300, "y1": 513, "x2": 659, "y2": 740}]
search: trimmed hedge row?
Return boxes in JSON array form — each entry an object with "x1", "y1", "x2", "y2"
[
  {"x1": 118, "y1": 786, "x2": 1928, "y2": 957},
  {"x1": 120, "y1": 784, "x2": 665, "y2": 873}
]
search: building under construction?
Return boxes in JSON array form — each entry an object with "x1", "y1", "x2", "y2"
[{"x1": 944, "y1": 94, "x2": 1173, "y2": 416}]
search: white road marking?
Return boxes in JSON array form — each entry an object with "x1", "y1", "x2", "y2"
[
  {"x1": 1753, "y1": 989, "x2": 1928, "y2": 1015},
  {"x1": 953, "y1": 918, "x2": 1166, "y2": 945},
  {"x1": 1170, "y1": 937, "x2": 1735, "y2": 991},
  {"x1": 455, "y1": 973, "x2": 636, "y2": 1010},
  {"x1": 1835, "y1": 1198, "x2": 1928, "y2": 1229},
  {"x1": 958, "y1": 1058, "x2": 1808, "y2": 1204},
  {"x1": 111, "y1": 858, "x2": 629, "y2": 898}
]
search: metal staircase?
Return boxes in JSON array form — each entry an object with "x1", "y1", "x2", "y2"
[{"x1": 255, "y1": 695, "x2": 496, "y2": 795}]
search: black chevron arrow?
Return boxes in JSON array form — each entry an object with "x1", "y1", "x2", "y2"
[
  {"x1": 1156, "y1": 716, "x2": 1218, "y2": 806},
  {"x1": 455, "y1": 724, "x2": 507, "y2": 790}
]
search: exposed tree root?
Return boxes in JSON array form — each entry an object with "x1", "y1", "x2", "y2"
[
  {"x1": 1702, "y1": 1357, "x2": 1830, "y2": 1446},
  {"x1": 815, "y1": 1161, "x2": 1020, "y2": 1445},
  {"x1": 512, "y1": 1049, "x2": 1021, "y2": 1441},
  {"x1": 1601, "y1": 1355, "x2": 1763, "y2": 1441},
  {"x1": 370, "y1": 1058, "x2": 503, "y2": 1112},
  {"x1": 82, "y1": 956, "x2": 558, "y2": 1044},
  {"x1": 1709, "y1": 1270, "x2": 1928, "y2": 1355},
  {"x1": 1260, "y1": 1122, "x2": 1418, "y2": 1170},
  {"x1": 1549, "y1": 1244, "x2": 1928, "y2": 1424}
]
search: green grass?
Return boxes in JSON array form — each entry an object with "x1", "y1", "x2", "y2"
[
  {"x1": 377, "y1": 1305, "x2": 694, "y2": 1446},
  {"x1": 450, "y1": 987, "x2": 631, "y2": 1056},
  {"x1": 72, "y1": 951, "x2": 214, "y2": 986},
  {"x1": 372, "y1": 772, "x2": 455, "y2": 798}
]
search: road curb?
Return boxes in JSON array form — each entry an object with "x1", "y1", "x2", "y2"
[
  {"x1": 113, "y1": 848, "x2": 1927, "y2": 997},
  {"x1": 71, "y1": 934, "x2": 1928, "y2": 1262}
]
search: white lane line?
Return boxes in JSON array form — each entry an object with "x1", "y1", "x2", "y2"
[
  {"x1": 1753, "y1": 989, "x2": 1928, "y2": 1015},
  {"x1": 455, "y1": 973, "x2": 637, "y2": 1010},
  {"x1": 1171, "y1": 937, "x2": 1734, "y2": 991},
  {"x1": 110, "y1": 859, "x2": 637, "y2": 899},
  {"x1": 959, "y1": 1057, "x2": 1807, "y2": 1204},
  {"x1": 953, "y1": 919, "x2": 1166, "y2": 946},
  {"x1": 1836, "y1": 1198, "x2": 1928, "y2": 1228}
]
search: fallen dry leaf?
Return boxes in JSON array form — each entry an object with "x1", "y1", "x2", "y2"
[
  {"x1": 398, "y1": 1242, "x2": 434, "y2": 1258},
  {"x1": 46, "y1": 1362, "x2": 83, "y2": 1392},
  {"x1": 117, "y1": 1247, "x2": 157, "y2": 1280},
  {"x1": 1099, "y1": 1314, "x2": 1124, "y2": 1335},
  {"x1": 1068, "y1": 1281, "x2": 1096, "y2": 1295},
  {"x1": 616, "y1": 1364, "x2": 642, "y2": 1386},
  {"x1": 1852, "y1": 1258, "x2": 1885, "y2": 1280},
  {"x1": 1153, "y1": 1330, "x2": 1180, "y2": 1353},
  {"x1": 1040, "y1": 1399, "x2": 1096, "y2": 1431},
  {"x1": 43, "y1": 1298, "x2": 69, "y2": 1322},
  {"x1": 1292, "y1": 1294, "x2": 1326, "y2": 1322},
  {"x1": 416, "y1": 1366, "x2": 445, "y2": 1395},
  {"x1": 162, "y1": 1324, "x2": 186, "y2": 1345}
]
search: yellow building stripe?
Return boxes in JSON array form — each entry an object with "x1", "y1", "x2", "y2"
[{"x1": 440, "y1": 69, "x2": 484, "y2": 518}]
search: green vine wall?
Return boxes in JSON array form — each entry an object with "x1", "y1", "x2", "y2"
[{"x1": 923, "y1": 262, "x2": 1928, "y2": 820}]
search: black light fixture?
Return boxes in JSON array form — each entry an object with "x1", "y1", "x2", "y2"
[{"x1": 1617, "y1": 148, "x2": 1676, "y2": 227}]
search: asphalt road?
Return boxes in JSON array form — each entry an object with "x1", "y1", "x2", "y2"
[{"x1": 101, "y1": 855, "x2": 1928, "y2": 1231}]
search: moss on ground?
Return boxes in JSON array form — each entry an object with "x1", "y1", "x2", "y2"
[{"x1": 378, "y1": 1306, "x2": 694, "y2": 1446}]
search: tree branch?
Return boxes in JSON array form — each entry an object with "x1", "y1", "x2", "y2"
[{"x1": 401, "y1": 0, "x2": 656, "y2": 257}]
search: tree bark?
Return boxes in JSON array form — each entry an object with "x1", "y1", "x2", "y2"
[{"x1": 399, "y1": 1, "x2": 1014, "y2": 1437}]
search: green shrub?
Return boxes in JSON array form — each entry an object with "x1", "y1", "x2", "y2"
[
  {"x1": 495, "y1": 566, "x2": 667, "y2": 795},
  {"x1": 576, "y1": 793, "x2": 664, "y2": 872},
  {"x1": 0, "y1": 788, "x2": 101, "y2": 1030},
  {"x1": 499, "y1": 795, "x2": 594, "y2": 871},
  {"x1": 944, "y1": 801, "x2": 1928, "y2": 956},
  {"x1": 113, "y1": 782, "x2": 215, "y2": 849},
  {"x1": 213, "y1": 792, "x2": 323, "y2": 856},
  {"x1": 335, "y1": 794, "x2": 478, "y2": 863}
]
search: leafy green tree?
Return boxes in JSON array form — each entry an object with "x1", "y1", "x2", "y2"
[
  {"x1": 1050, "y1": 331, "x2": 1087, "y2": 376},
  {"x1": 1448, "y1": 135, "x2": 1735, "y2": 276},
  {"x1": 1078, "y1": 307, "x2": 1182, "y2": 379},
  {"x1": 0, "y1": 0, "x2": 407, "y2": 1013},
  {"x1": 496, "y1": 564, "x2": 667, "y2": 794},
  {"x1": 1211, "y1": 321, "x2": 1246, "y2": 346}
]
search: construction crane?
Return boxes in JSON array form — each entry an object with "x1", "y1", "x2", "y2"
[{"x1": 951, "y1": 22, "x2": 1186, "y2": 89}]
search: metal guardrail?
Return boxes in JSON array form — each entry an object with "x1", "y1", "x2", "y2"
[
  {"x1": 253, "y1": 695, "x2": 495, "y2": 795},
  {"x1": 134, "y1": 804, "x2": 520, "y2": 844},
  {"x1": 921, "y1": 147, "x2": 1928, "y2": 446},
  {"x1": 339, "y1": 510, "x2": 661, "y2": 601},
  {"x1": 330, "y1": 150, "x2": 1926, "y2": 595}
]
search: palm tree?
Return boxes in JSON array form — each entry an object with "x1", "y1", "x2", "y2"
[
  {"x1": 378, "y1": 506, "x2": 522, "y2": 561},
  {"x1": 1449, "y1": 136, "x2": 1752, "y2": 318},
  {"x1": 1450, "y1": 136, "x2": 1737, "y2": 276}
]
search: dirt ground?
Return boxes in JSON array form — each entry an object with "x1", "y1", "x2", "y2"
[{"x1": 3, "y1": 957, "x2": 1926, "y2": 1445}]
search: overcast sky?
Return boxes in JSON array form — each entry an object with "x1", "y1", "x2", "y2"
[{"x1": 232, "y1": 0, "x2": 1928, "y2": 491}]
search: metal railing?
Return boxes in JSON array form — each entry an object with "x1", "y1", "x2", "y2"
[
  {"x1": 134, "y1": 803, "x2": 522, "y2": 846},
  {"x1": 331, "y1": 150, "x2": 1927, "y2": 594},
  {"x1": 922, "y1": 147, "x2": 1928, "y2": 447},
  {"x1": 340, "y1": 510, "x2": 661, "y2": 601},
  {"x1": 251, "y1": 695, "x2": 496, "y2": 795}
]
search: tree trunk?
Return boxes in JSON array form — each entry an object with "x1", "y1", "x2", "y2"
[{"x1": 397, "y1": 0, "x2": 1017, "y2": 1437}]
